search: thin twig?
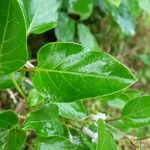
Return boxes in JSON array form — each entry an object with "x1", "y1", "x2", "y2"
[{"x1": 11, "y1": 76, "x2": 27, "y2": 101}]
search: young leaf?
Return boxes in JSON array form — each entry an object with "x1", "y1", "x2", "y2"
[
  {"x1": 34, "y1": 136, "x2": 77, "y2": 150},
  {"x1": 68, "y1": 0, "x2": 93, "y2": 20},
  {"x1": 97, "y1": 119, "x2": 117, "y2": 150},
  {"x1": 56, "y1": 100, "x2": 87, "y2": 120},
  {"x1": 0, "y1": 0, "x2": 28, "y2": 76},
  {"x1": 121, "y1": 96, "x2": 150, "y2": 128},
  {"x1": 0, "y1": 110, "x2": 25, "y2": 150},
  {"x1": 0, "y1": 72, "x2": 24, "y2": 90},
  {"x1": 77, "y1": 23, "x2": 99, "y2": 51},
  {"x1": 33, "y1": 42, "x2": 136, "y2": 102},
  {"x1": 55, "y1": 13, "x2": 75, "y2": 42},
  {"x1": 23, "y1": 104, "x2": 63, "y2": 137},
  {"x1": 19, "y1": 0, "x2": 61, "y2": 34}
]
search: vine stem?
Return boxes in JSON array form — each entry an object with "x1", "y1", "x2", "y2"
[{"x1": 11, "y1": 76, "x2": 27, "y2": 101}]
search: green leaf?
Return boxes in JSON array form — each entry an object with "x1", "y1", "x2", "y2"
[
  {"x1": 121, "y1": 96, "x2": 150, "y2": 128},
  {"x1": 55, "y1": 13, "x2": 75, "y2": 42},
  {"x1": 56, "y1": 100, "x2": 87, "y2": 120},
  {"x1": 98, "y1": 0, "x2": 137, "y2": 35},
  {"x1": 108, "y1": 0, "x2": 121, "y2": 7},
  {"x1": 33, "y1": 42, "x2": 136, "y2": 102},
  {"x1": 0, "y1": 0, "x2": 28, "y2": 76},
  {"x1": 23, "y1": 104, "x2": 63, "y2": 137},
  {"x1": 77, "y1": 23, "x2": 99, "y2": 51},
  {"x1": 138, "y1": 0, "x2": 150, "y2": 14},
  {"x1": 0, "y1": 72, "x2": 24, "y2": 90},
  {"x1": 97, "y1": 119, "x2": 117, "y2": 150},
  {"x1": 34, "y1": 136, "x2": 77, "y2": 150},
  {"x1": 19, "y1": 0, "x2": 61, "y2": 34},
  {"x1": 0, "y1": 110, "x2": 18, "y2": 128},
  {"x1": 0, "y1": 129, "x2": 26, "y2": 150},
  {"x1": 27, "y1": 89, "x2": 45, "y2": 107},
  {"x1": 68, "y1": 0, "x2": 93, "y2": 20},
  {"x1": 0, "y1": 110, "x2": 25, "y2": 150}
]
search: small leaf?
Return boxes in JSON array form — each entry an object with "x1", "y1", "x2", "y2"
[
  {"x1": 0, "y1": 72, "x2": 24, "y2": 90},
  {"x1": 98, "y1": 0, "x2": 138, "y2": 35},
  {"x1": 23, "y1": 104, "x2": 63, "y2": 137},
  {"x1": 19, "y1": 0, "x2": 61, "y2": 34},
  {"x1": 97, "y1": 119, "x2": 117, "y2": 150},
  {"x1": 68, "y1": 0, "x2": 93, "y2": 20},
  {"x1": 34, "y1": 136, "x2": 77, "y2": 150},
  {"x1": 0, "y1": 110, "x2": 18, "y2": 128},
  {"x1": 0, "y1": 0, "x2": 28, "y2": 76},
  {"x1": 121, "y1": 96, "x2": 150, "y2": 128},
  {"x1": 55, "y1": 13, "x2": 75, "y2": 42},
  {"x1": 27, "y1": 89, "x2": 44, "y2": 107},
  {"x1": 33, "y1": 42, "x2": 136, "y2": 102},
  {"x1": 77, "y1": 23, "x2": 99, "y2": 51},
  {"x1": 57, "y1": 100, "x2": 87, "y2": 120}
]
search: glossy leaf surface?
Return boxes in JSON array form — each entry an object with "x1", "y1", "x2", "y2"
[
  {"x1": 34, "y1": 136, "x2": 77, "y2": 150},
  {"x1": 97, "y1": 119, "x2": 117, "y2": 150},
  {"x1": 0, "y1": 0, "x2": 28, "y2": 75},
  {"x1": 19, "y1": 0, "x2": 61, "y2": 34},
  {"x1": 33, "y1": 42, "x2": 136, "y2": 102},
  {"x1": 0, "y1": 72, "x2": 24, "y2": 89},
  {"x1": 121, "y1": 96, "x2": 150, "y2": 128},
  {"x1": 57, "y1": 100, "x2": 87, "y2": 120},
  {"x1": 68, "y1": 0, "x2": 93, "y2": 20},
  {"x1": 23, "y1": 104, "x2": 63, "y2": 137},
  {"x1": 55, "y1": 13, "x2": 75, "y2": 42},
  {"x1": 77, "y1": 23, "x2": 99, "y2": 51}
]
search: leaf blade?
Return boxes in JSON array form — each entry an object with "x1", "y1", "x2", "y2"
[{"x1": 33, "y1": 42, "x2": 136, "y2": 102}]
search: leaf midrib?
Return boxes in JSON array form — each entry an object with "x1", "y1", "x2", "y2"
[{"x1": 37, "y1": 68, "x2": 134, "y2": 82}]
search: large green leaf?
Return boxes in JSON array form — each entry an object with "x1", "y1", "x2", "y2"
[
  {"x1": 56, "y1": 100, "x2": 87, "y2": 120},
  {"x1": 68, "y1": 0, "x2": 93, "y2": 20},
  {"x1": 0, "y1": 110, "x2": 25, "y2": 150},
  {"x1": 23, "y1": 104, "x2": 63, "y2": 137},
  {"x1": 0, "y1": 72, "x2": 24, "y2": 90},
  {"x1": 19, "y1": 0, "x2": 61, "y2": 34},
  {"x1": 77, "y1": 23, "x2": 99, "y2": 51},
  {"x1": 33, "y1": 42, "x2": 136, "y2": 102},
  {"x1": 55, "y1": 13, "x2": 75, "y2": 42},
  {"x1": 34, "y1": 136, "x2": 77, "y2": 150},
  {"x1": 121, "y1": 96, "x2": 150, "y2": 128},
  {"x1": 97, "y1": 119, "x2": 117, "y2": 150},
  {"x1": 0, "y1": 0, "x2": 28, "y2": 76}
]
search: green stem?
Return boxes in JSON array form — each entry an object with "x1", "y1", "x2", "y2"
[{"x1": 11, "y1": 76, "x2": 27, "y2": 100}]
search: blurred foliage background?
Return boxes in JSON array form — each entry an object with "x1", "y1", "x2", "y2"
[{"x1": 0, "y1": 0, "x2": 150, "y2": 149}]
